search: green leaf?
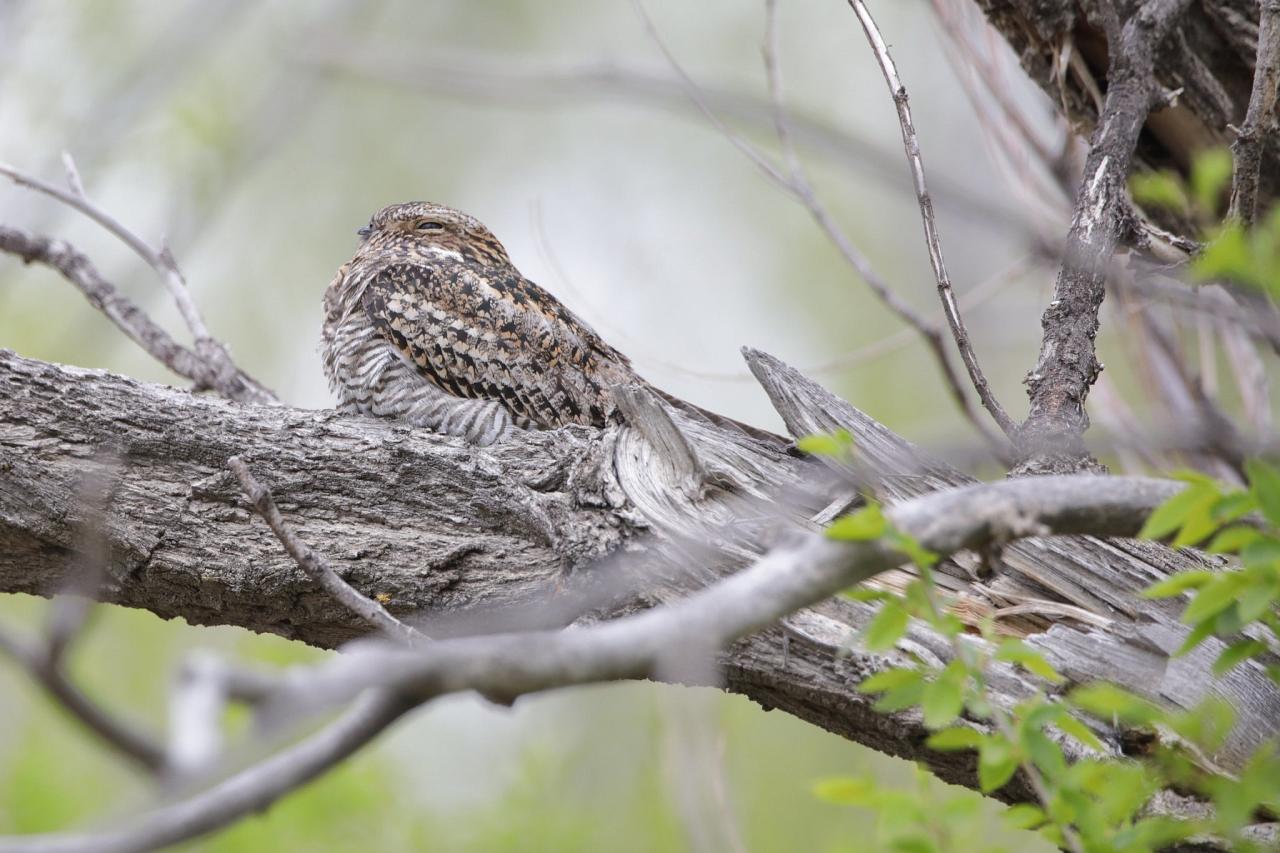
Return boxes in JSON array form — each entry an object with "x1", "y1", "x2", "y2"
[
  {"x1": 1205, "y1": 525, "x2": 1262, "y2": 555},
  {"x1": 858, "y1": 667, "x2": 923, "y2": 695},
  {"x1": 977, "y1": 739, "x2": 1019, "y2": 793},
  {"x1": 1053, "y1": 713, "x2": 1106, "y2": 753},
  {"x1": 1070, "y1": 684, "x2": 1161, "y2": 726},
  {"x1": 1003, "y1": 803, "x2": 1046, "y2": 830},
  {"x1": 795, "y1": 429, "x2": 854, "y2": 458},
  {"x1": 1247, "y1": 459, "x2": 1280, "y2": 527},
  {"x1": 1190, "y1": 147, "x2": 1233, "y2": 214},
  {"x1": 874, "y1": 681, "x2": 926, "y2": 714},
  {"x1": 842, "y1": 586, "x2": 893, "y2": 603},
  {"x1": 861, "y1": 599, "x2": 909, "y2": 652},
  {"x1": 1211, "y1": 491, "x2": 1258, "y2": 523},
  {"x1": 1214, "y1": 639, "x2": 1267, "y2": 676},
  {"x1": 1143, "y1": 570, "x2": 1216, "y2": 598},
  {"x1": 827, "y1": 503, "x2": 887, "y2": 542},
  {"x1": 1182, "y1": 573, "x2": 1248, "y2": 624},
  {"x1": 1175, "y1": 617, "x2": 1218, "y2": 656},
  {"x1": 812, "y1": 776, "x2": 878, "y2": 807},
  {"x1": 926, "y1": 726, "x2": 986, "y2": 751},
  {"x1": 1173, "y1": 498, "x2": 1220, "y2": 548},
  {"x1": 1131, "y1": 170, "x2": 1190, "y2": 213},
  {"x1": 994, "y1": 640, "x2": 1064, "y2": 683},
  {"x1": 1139, "y1": 483, "x2": 1215, "y2": 541},
  {"x1": 1193, "y1": 223, "x2": 1256, "y2": 285},
  {"x1": 1022, "y1": 728, "x2": 1067, "y2": 778},
  {"x1": 1241, "y1": 536, "x2": 1280, "y2": 568},
  {"x1": 921, "y1": 661, "x2": 967, "y2": 729},
  {"x1": 886, "y1": 529, "x2": 939, "y2": 568}
]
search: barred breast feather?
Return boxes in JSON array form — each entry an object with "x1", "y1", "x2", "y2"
[{"x1": 321, "y1": 254, "x2": 637, "y2": 445}]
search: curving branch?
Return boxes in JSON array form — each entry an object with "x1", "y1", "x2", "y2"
[
  {"x1": 843, "y1": 0, "x2": 1019, "y2": 443},
  {"x1": 0, "y1": 163, "x2": 274, "y2": 404}
]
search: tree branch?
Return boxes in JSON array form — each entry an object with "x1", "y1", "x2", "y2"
[
  {"x1": 1015, "y1": 0, "x2": 1193, "y2": 473},
  {"x1": 843, "y1": 0, "x2": 1019, "y2": 443},
  {"x1": 1228, "y1": 0, "x2": 1280, "y2": 225}
]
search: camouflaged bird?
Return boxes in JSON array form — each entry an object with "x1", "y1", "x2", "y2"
[{"x1": 322, "y1": 201, "x2": 772, "y2": 446}]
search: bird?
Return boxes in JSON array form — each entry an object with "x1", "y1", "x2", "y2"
[{"x1": 321, "y1": 201, "x2": 776, "y2": 447}]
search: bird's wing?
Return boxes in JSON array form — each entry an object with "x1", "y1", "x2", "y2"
[{"x1": 360, "y1": 258, "x2": 633, "y2": 429}]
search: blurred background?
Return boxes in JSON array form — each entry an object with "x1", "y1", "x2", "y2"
[{"x1": 0, "y1": 0, "x2": 1080, "y2": 849}]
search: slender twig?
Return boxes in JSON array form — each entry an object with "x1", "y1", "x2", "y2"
[
  {"x1": 228, "y1": 457, "x2": 430, "y2": 648},
  {"x1": 631, "y1": 0, "x2": 1008, "y2": 455},
  {"x1": 1014, "y1": 0, "x2": 1194, "y2": 473},
  {"x1": 0, "y1": 160, "x2": 275, "y2": 404},
  {"x1": 1227, "y1": 0, "x2": 1280, "y2": 226},
  {"x1": 0, "y1": 625, "x2": 168, "y2": 774},
  {"x1": 0, "y1": 226, "x2": 264, "y2": 399},
  {"x1": 844, "y1": 0, "x2": 1018, "y2": 442}
]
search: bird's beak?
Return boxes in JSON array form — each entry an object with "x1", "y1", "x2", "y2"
[{"x1": 356, "y1": 226, "x2": 372, "y2": 240}]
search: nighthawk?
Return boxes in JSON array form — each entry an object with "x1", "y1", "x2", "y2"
[{"x1": 321, "y1": 201, "x2": 772, "y2": 446}]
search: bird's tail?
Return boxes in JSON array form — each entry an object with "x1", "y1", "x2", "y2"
[{"x1": 645, "y1": 384, "x2": 788, "y2": 448}]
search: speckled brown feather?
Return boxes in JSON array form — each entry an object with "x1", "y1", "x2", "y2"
[{"x1": 321, "y1": 201, "x2": 781, "y2": 447}]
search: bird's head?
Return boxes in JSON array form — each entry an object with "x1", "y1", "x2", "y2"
[{"x1": 356, "y1": 202, "x2": 512, "y2": 267}]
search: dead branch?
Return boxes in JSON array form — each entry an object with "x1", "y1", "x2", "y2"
[
  {"x1": 1015, "y1": 0, "x2": 1194, "y2": 474},
  {"x1": 1228, "y1": 0, "x2": 1280, "y2": 225}
]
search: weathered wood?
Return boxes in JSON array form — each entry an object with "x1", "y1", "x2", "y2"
[{"x1": 0, "y1": 347, "x2": 1276, "y2": 814}]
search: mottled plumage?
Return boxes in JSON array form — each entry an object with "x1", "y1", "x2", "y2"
[{"x1": 322, "y1": 201, "x2": 773, "y2": 446}]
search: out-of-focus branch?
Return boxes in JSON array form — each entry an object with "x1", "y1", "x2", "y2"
[
  {"x1": 228, "y1": 457, "x2": 430, "y2": 647},
  {"x1": 1228, "y1": 0, "x2": 1280, "y2": 226},
  {"x1": 1014, "y1": 0, "x2": 1193, "y2": 474},
  {"x1": 0, "y1": 624, "x2": 167, "y2": 774},
  {"x1": 0, "y1": 160, "x2": 275, "y2": 404},
  {"x1": 842, "y1": 0, "x2": 1018, "y2": 443}
]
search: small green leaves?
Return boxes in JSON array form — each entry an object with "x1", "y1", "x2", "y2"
[
  {"x1": 860, "y1": 599, "x2": 910, "y2": 652},
  {"x1": 1190, "y1": 147, "x2": 1233, "y2": 214},
  {"x1": 926, "y1": 726, "x2": 986, "y2": 752},
  {"x1": 1139, "y1": 477, "x2": 1220, "y2": 543},
  {"x1": 1003, "y1": 803, "x2": 1046, "y2": 831},
  {"x1": 977, "y1": 737, "x2": 1019, "y2": 793},
  {"x1": 1131, "y1": 170, "x2": 1190, "y2": 214},
  {"x1": 921, "y1": 660, "x2": 968, "y2": 729},
  {"x1": 796, "y1": 429, "x2": 854, "y2": 459},
  {"x1": 1246, "y1": 459, "x2": 1280, "y2": 527},
  {"x1": 1069, "y1": 684, "x2": 1161, "y2": 727},
  {"x1": 1142, "y1": 570, "x2": 1215, "y2": 598},
  {"x1": 812, "y1": 776, "x2": 877, "y2": 806},
  {"x1": 1213, "y1": 639, "x2": 1267, "y2": 676},
  {"x1": 994, "y1": 640, "x2": 1063, "y2": 683},
  {"x1": 826, "y1": 503, "x2": 887, "y2": 541}
]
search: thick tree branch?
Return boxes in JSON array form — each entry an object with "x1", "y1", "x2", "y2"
[
  {"x1": 0, "y1": 473, "x2": 1191, "y2": 853},
  {"x1": 1016, "y1": 0, "x2": 1193, "y2": 473},
  {"x1": 1, "y1": 347, "x2": 1276, "y2": 800}
]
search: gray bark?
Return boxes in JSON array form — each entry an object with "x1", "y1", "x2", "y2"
[{"x1": 1, "y1": 346, "x2": 1277, "y2": 810}]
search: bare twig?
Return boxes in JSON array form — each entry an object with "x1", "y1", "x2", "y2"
[
  {"x1": 227, "y1": 457, "x2": 430, "y2": 648},
  {"x1": 631, "y1": 0, "x2": 1008, "y2": 455},
  {"x1": 0, "y1": 624, "x2": 167, "y2": 774},
  {"x1": 0, "y1": 226, "x2": 267, "y2": 400},
  {"x1": 1014, "y1": 0, "x2": 1194, "y2": 474},
  {"x1": 1228, "y1": 0, "x2": 1280, "y2": 226},
  {"x1": 0, "y1": 160, "x2": 275, "y2": 404},
  {"x1": 844, "y1": 0, "x2": 1018, "y2": 443}
]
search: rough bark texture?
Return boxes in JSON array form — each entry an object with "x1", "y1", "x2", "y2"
[
  {"x1": 2, "y1": 347, "x2": 1278, "y2": 810},
  {"x1": 971, "y1": 0, "x2": 1278, "y2": 213}
]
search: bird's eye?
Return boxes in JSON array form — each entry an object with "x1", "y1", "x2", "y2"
[{"x1": 417, "y1": 221, "x2": 444, "y2": 231}]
